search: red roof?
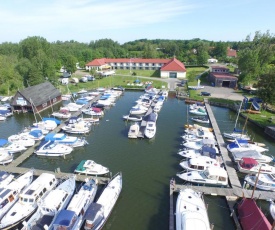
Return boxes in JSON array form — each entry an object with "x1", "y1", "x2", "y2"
[
  {"x1": 238, "y1": 198, "x2": 272, "y2": 230},
  {"x1": 227, "y1": 48, "x2": 237, "y2": 57},
  {"x1": 86, "y1": 58, "x2": 107, "y2": 66},
  {"x1": 160, "y1": 57, "x2": 186, "y2": 72},
  {"x1": 211, "y1": 73, "x2": 238, "y2": 80}
]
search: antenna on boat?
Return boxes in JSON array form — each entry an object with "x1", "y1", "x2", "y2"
[{"x1": 251, "y1": 165, "x2": 262, "y2": 199}]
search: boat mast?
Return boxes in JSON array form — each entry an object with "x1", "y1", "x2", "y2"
[
  {"x1": 251, "y1": 165, "x2": 262, "y2": 198},
  {"x1": 242, "y1": 103, "x2": 253, "y2": 136},
  {"x1": 234, "y1": 100, "x2": 243, "y2": 130},
  {"x1": 29, "y1": 98, "x2": 38, "y2": 124}
]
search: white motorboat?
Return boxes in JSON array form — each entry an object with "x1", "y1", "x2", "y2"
[
  {"x1": 61, "y1": 94, "x2": 72, "y2": 101},
  {"x1": 223, "y1": 131, "x2": 250, "y2": 141},
  {"x1": 45, "y1": 133, "x2": 88, "y2": 148},
  {"x1": 227, "y1": 139, "x2": 268, "y2": 153},
  {"x1": 189, "y1": 103, "x2": 205, "y2": 111},
  {"x1": 0, "y1": 116, "x2": 6, "y2": 121},
  {"x1": 7, "y1": 135, "x2": 35, "y2": 147},
  {"x1": 62, "y1": 121, "x2": 91, "y2": 134},
  {"x1": 0, "y1": 170, "x2": 34, "y2": 221},
  {"x1": 0, "y1": 151, "x2": 13, "y2": 165},
  {"x1": 177, "y1": 167, "x2": 228, "y2": 187},
  {"x1": 51, "y1": 178, "x2": 98, "y2": 230},
  {"x1": 231, "y1": 150, "x2": 273, "y2": 163},
  {"x1": 144, "y1": 112, "x2": 158, "y2": 139},
  {"x1": 153, "y1": 103, "x2": 162, "y2": 113},
  {"x1": 182, "y1": 139, "x2": 216, "y2": 150},
  {"x1": 78, "y1": 89, "x2": 88, "y2": 94},
  {"x1": 189, "y1": 108, "x2": 207, "y2": 116},
  {"x1": 177, "y1": 146, "x2": 218, "y2": 159},
  {"x1": 237, "y1": 157, "x2": 275, "y2": 174},
  {"x1": 22, "y1": 176, "x2": 76, "y2": 230},
  {"x1": 269, "y1": 200, "x2": 275, "y2": 220},
  {"x1": 244, "y1": 173, "x2": 275, "y2": 191},
  {"x1": 61, "y1": 103, "x2": 83, "y2": 112},
  {"x1": 129, "y1": 105, "x2": 148, "y2": 115},
  {"x1": 32, "y1": 119, "x2": 58, "y2": 131},
  {"x1": 190, "y1": 116, "x2": 209, "y2": 124},
  {"x1": 176, "y1": 188, "x2": 211, "y2": 230},
  {"x1": 82, "y1": 107, "x2": 104, "y2": 117},
  {"x1": 17, "y1": 129, "x2": 45, "y2": 141},
  {"x1": 179, "y1": 156, "x2": 221, "y2": 172},
  {"x1": 128, "y1": 123, "x2": 140, "y2": 139},
  {"x1": 0, "y1": 171, "x2": 14, "y2": 187},
  {"x1": 123, "y1": 114, "x2": 143, "y2": 122},
  {"x1": 51, "y1": 108, "x2": 72, "y2": 119},
  {"x1": 181, "y1": 132, "x2": 215, "y2": 142},
  {"x1": 83, "y1": 172, "x2": 122, "y2": 230},
  {"x1": 34, "y1": 140, "x2": 73, "y2": 157},
  {"x1": 184, "y1": 124, "x2": 213, "y2": 133},
  {"x1": 0, "y1": 139, "x2": 27, "y2": 154},
  {"x1": 74, "y1": 160, "x2": 109, "y2": 176},
  {"x1": 0, "y1": 173, "x2": 58, "y2": 229}
]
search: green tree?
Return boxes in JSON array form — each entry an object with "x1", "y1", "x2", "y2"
[
  {"x1": 257, "y1": 68, "x2": 275, "y2": 105},
  {"x1": 64, "y1": 55, "x2": 77, "y2": 73}
]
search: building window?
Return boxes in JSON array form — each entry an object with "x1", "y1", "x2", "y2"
[{"x1": 42, "y1": 102, "x2": 47, "y2": 108}]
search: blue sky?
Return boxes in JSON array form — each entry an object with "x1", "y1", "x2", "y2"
[{"x1": 0, "y1": 0, "x2": 274, "y2": 44}]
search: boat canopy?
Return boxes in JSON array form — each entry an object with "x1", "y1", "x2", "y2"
[
  {"x1": 45, "y1": 133, "x2": 66, "y2": 141},
  {"x1": 0, "y1": 139, "x2": 8, "y2": 147},
  {"x1": 239, "y1": 158, "x2": 258, "y2": 169},
  {"x1": 29, "y1": 129, "x2": 43, "y2": 138},
  {"x1": 233, "y1": 150, "x2": 262, "y2": 159},
  {"x1": 146, "y1": 113, "x2": 157, "y2": 122},
  {"x1": 84, "y1": 203, "x2": 103, "y2": 222},
  {"x1": 201, "y1": 146, "x2": 216, "y2": 159},
  {"x1": 42, "y1": 117, "x2": 61, "y2": 125},
  {"x1": 53, "y1": 210, "x2": 76, "y2": 227}
]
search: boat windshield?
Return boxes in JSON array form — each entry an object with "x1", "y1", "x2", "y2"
[{"x1": 200, "y1": 171, "x2": 209, "y2": 179}]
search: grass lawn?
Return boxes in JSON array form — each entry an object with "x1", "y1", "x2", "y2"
[
  {"x1": 186, "y1": 67, "x2": 209, "y2": 85},
  {"x1": 59, "y1": 75, "x2": 167, "y2": 94},
  {"x1": 115, "y1": 69, "x2": 160, "y2": 77},
  {"x1": 242, "y1": 109, "x2": 275, "y2": 127}
]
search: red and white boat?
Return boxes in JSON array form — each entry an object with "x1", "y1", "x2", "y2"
[{"x1": 237, "y1": 157, "x2": 275, "y2": 174}]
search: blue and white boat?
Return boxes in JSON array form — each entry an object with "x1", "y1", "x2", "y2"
[
  {"x1": 227, "y1": 139, "x2": 268, "y2": 153},
  {"x1": 22, "y1": 176, "x2": 76, "y2": 230},
  {"x1": 83, "y1": 172, "x2": 122, "y2": 230},
  {"x1": 0, "y1": 139, "x2": 26, "y2": 154},
  {"x1": 45, "y1": 133, "x2": 88, "y2": 147},
  {"x1": 51, "y1": 178, "x2": 98, "y2": 230},
  {"x1": 34, "y1": 140, "x2": 73, "y2": 157}
]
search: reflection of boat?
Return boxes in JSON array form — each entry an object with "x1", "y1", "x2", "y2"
[
  {"x1": 176, "y1": 188, "x2": 211, "y2": 230},
  {"x1": 244, "y1": 173, "x2": 275, "y2": 191},
  {"x1": 269, "y1": 200, "x2": 275, "y2": 220},
  {"x1": 238, "y1": 198, "x2": 271, "y2": 230},
  {"x1": 74, "y1": 160, "x2": 109, "y2": 176},
  {"x1": 22, "y1": 176, "x2": 76, "y2": 230},
  {"x1": 237, "y1": 157, "x2": 275, "y2": 174},
  {"x1": 177, "y1": 167, "x2": 228, "y2": 186},
  {"x1": 0, "y1": 173, "x2": 58, "y2": 229},
  {"x1": 83, "y1": 172, "x2": 122, "y2": 230},
  {"x1": 128, "y1": 123, "x2": 140, "y2": 139}
]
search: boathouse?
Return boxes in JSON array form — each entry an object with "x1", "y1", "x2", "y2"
[
  {"x1": 11, "y1": 82, "x2": 62, "y2": 113},
  {"x1": 208, "y1": 66, "x2": 238, "y2": 88},
  {"x1": 85, "y1": 57, "x2": 187, "y2": 79}
]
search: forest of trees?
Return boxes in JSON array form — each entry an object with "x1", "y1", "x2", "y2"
[{"x1": 0, "y1": 31, "x2": 274, "y2": 104}]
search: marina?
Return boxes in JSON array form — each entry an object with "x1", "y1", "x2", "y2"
[{"x1": 0, "y1": 91, "x2": 274, "y2": 229}]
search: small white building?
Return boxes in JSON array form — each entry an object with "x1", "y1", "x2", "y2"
[{"x1": 208, "y1": 58, "x2": 218, "y2": 63}]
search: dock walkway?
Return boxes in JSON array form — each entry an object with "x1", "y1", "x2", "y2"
[{"x1": 137, "y1": 102, "x2": 156, "y2": 138}]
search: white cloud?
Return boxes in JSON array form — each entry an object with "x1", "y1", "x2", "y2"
[{"x1": 0, "y1": 0, "x2": 197, "y2": 42}]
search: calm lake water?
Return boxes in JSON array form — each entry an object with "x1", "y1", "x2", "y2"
[{"x1": 0, "y1": 91, "x2": 274, "y2": 230}]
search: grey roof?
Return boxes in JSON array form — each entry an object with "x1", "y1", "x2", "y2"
[{"x1": 18, "y1": 82, "x2": 61, "y2": 106}]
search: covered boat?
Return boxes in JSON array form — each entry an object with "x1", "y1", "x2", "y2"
[
  {"x1": 227, "y1": 139, "x2": 268, "y2": 153},
  {"x1": 238, "y1": 198, "x2": 272, "y2": 230},
  {"x1": 128, "y1": 123, "x2": 140, "y2": 139},
  {"x1": 45, "y1": 133, "x2": 88, "y2": 147},
  {"x1": 237, "y1": 157, "x2": 275, "y2": 174},
  {"x1": 34, "y1": 140, "x2": 73, "y2": 157},
  {"x1": 231, "y1": 150, "x2": 273, "y2": 163}
]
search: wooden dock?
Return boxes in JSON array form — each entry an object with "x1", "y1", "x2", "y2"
[{"x1": 169, "y1": 99, "x2": 274, "y2": 230}]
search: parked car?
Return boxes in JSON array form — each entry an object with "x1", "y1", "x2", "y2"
[
  {"x1": 86, "y1": 75, "x2": 95, "y2": 81},
  {"x1": 80, "y1": 76, "x2": 88, "y2": 83},
  {"x1": 200, "y1": 91, "x2": 211, "y2": 96}
]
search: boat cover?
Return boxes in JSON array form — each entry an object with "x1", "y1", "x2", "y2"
[
  {"x1": 42, "y1": 117, "x2": 61, "y2": 125},
  {"x1": 53, "y1": 210, "x2": 76, "y2": 226},
  {"x1": 45, "y1": 133, "x2": 66, "y2": 141},
  {"x1": 201, "y1": 146, "x2": 216, "y2": 159},
  {"x1": 84, "y1": 203, "x2": 103, "y2": 222},
  {"x1": 29, "y1": 129, "x2": 43, "y2": 138},
  {"x1": 0, "y1": 139, "x2": 8, "y2": 147},
  {"x1": 147, "y1": 113, "x2": 157, "y2": 122}
]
